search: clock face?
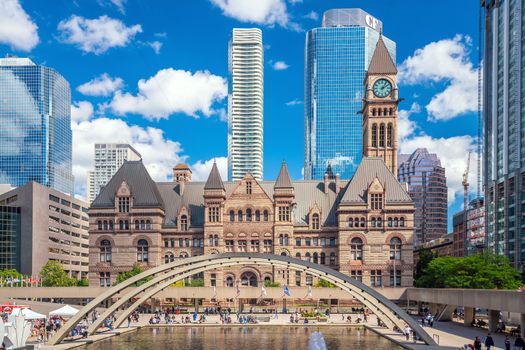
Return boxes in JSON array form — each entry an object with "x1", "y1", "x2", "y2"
[{"x1": 372, "y1": 79, "x2": 392, "y2": 98}]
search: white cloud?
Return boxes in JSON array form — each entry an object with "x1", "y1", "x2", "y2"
[
  {"x1": 397, "y1": 102, "x2": 420, "y2": 143},
  {"x1": 148, "y1": 41, "x2": 162, "y2": 54},
  {"x1": 71, "y1": 101, "x2": 94, "y2": 123},
  {"x1": 190, "y1": 157, "x2": 228, "y2": 181},
  {"x1": 57, "y1": 15, "x2": 142, "y2": 54},
  {"x1": 110, "y1": 68, "x2": 227, "y2": 120},
  {"x1": 272, "y1": 61, "x2": 289, "y2": 70},
  {"x1": 399, "y1": 35, "x2": 478, "y2": 121},
  {"x1": 210, "y1": 0, "x2": 292, "y2": 28},
  {"x1": 0, "y1": 0, "x2": 39, "y2": 52},
  {"x1": 285, "y1": 99, "x2": 302, "y2": 106},
  {"x1": 109, "y1": 0, "x2": 126, "y2": 14},
  {"x1": 303, "y1": 11, "x2": 318, "y2": 21},
  {"x1": 77, "y1": 73, "x2": 124, "y2": 97}
]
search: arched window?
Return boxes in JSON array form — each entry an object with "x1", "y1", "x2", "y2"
[
  {"x1": 295, "y1": 252, "x2": 301, "y2": 259},
  {"x1": 360, "y1": 218, "x2": 366, "y2": 227},
  {"x1": 348, "y1": 217, "x2": 353, "y2": 227},
  {"x1": 100, "y1": 239, "x2": 111, "y2": 262},
  {"x1": 137, "y1": 239, "x2": 149, "y2": 262},
  {"x1": 312, "y1": 213, "x2": 320, "y2": 230},
  {"x1": 97, "y1": 221, "x2": 102, "y2": 230},
  {"x1": 208, "y1": 235, "x2": 214, "y2": 246},
  {"x1": 180, "y1": 251, "x2": 189, "y2": 258},
  {"x1": 400, "y1": 217, "x2": 405, "y2": 227},
  {"x1": 164, "y1": 253, "x2": 174, "y2": 264},
  {"x1": 372, "y1": 124, "x2": 378, "y2": 148},
  {"x1": 387, "y1": 123, "x2": 393, "y2": 147},
  {"x1": 255, "y1": 210, "x2": 260, "y2": 221},
  {"x1": 383, "y1": 108, "x2": 388, "y2": 116},
  {"x1": 263, "y1": 210, "x2": 269, "y2": 222},
  {"x1": 246, "y1": 209, "x2": 252, "y2": 222},
  {"x1": 103, "y1": 221, "x2": 108, "y2": 230},
  {"x1": 109, "y1": 220, "x2": 114, "y2": 230},
  {"x1": 280, "y1": 252, "x2": 287, "y2": 256},
  {"x1": 134, "y1": 220, "x2": 140, "y2": 230},
  {"x1": 119, "y1": 220, "x2": 124, "y2": 230},
  {"x1": 379, "y1": 123, "x2": 385, "y2": 147},
  {"x1": 146, "y1": 220, "x2": 151, "y2": 230},
  {"x1": 371, "y1": 217, "x2": 377, "y2": 227},
  {"x1": 124, "y1": 220, "x2": 129, "y2": 230},
  {"x1": 378, "y1": 108, "x2": 382, "y2": 116},
  {"x1": 372, "y1": 108, "x2": 376, "y2": 116},
  {"x1": 320, "y1": 252, "x2": 326, "y2": 265},
  {"x1": 229, "y1": 210, "x2": 235, "y2": 222},
  {"x1": 390, "y1": 237, "x2": 402, "y2": 260},
  {"x1": 388, "y1": 217, "x2": 393, "y2": 227},
  {"x1": 238, "y1": 210, "x2": 243, "y2": 222},
  {"x1": 279, "y1": 234, "x2": 284, "y2": 245},
  {"x1": 241, "y1": 272, "x2": 257, "y2": 287},
  {"x1": 377, "y1": 217, "x2": 382, "y2": 228},
  {"x1": 214, "y1": 235, "x2": 219, "y2": 247},
  {"x1": 330, "y1": 252, "x2": 336, "y2": 266},
  {"x1": 305, "y1": 252, "x2": 311, "y2": 262},
  {"x1": 350, "y1": 237, "x2": 363, "y2": 261},
  {"x1": 394, "y1": 217, "x2": 399, "y2": 227},
  {"x1": 180, "y1": 215, "x2": 188, "y2": 231},
  {"x1": 140, "y1": 220, "x2": 145, "y2": 230},
  {"x1": 225, "y1": 276, "x2": 234, "y2": 287},
  {"x1": 284, "y1": 234, "x2": 289, "y2": 246},
  {"x1": 313, "y1": 252, "x2": 318, "y2": 264},
  {"x1": 389, "y1": 108, "x2": 393, "y2": 115}
]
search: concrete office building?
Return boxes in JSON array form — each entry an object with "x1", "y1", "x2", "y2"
[
  {"x1": 0, "y1": 182, "x2": 90, "y2": 278},
  {"x1": 86, "y1": 143, "x2": 142, "y2": 203},
  {"x1": 228, "y1": 28, "x2": 264, "y2": 181}
]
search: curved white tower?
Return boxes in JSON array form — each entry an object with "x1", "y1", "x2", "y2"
[{"x1": 228, "y1": 28, "x2": 264, "y2": 181}]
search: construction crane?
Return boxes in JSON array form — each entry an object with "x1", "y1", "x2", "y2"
[{"x1": 462, "y1": 151, "x2": 471, "y2": 256}]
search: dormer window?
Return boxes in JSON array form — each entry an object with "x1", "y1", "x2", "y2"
[
  {"x1": 180, "y1": 215, "x2": 188, "y2": 231},
  {"x1": 246, "y1": 181, "x2": 252, "y2": 194},
  {"x1": 118, "y1": 197, "x2": 129, "y2": 213},
  {"x1": 371, "y1": 193, "x2": 383, "y2": 210},
  {"x1": 312, "y1": 213, "x2": 320, "y2": 230}
]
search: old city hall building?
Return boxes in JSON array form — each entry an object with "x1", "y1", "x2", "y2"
[{"x1": 88, "y1": 37, "x2": 414, "y2": 288}]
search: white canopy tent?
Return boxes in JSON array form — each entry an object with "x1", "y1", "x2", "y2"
[
  {"x1": 49, "y1": 305, "x2": 79, "y2": 317},
  {"x1": 11, "y1": 308, "x2": 46, "y2": 320}
]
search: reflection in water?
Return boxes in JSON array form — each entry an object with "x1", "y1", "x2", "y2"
[{"x1": 83, "y1": 326, "x2": 402, "y2": 350}]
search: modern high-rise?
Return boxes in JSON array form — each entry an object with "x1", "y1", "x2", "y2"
[
  {"x1": 228, "y1": 28, "x2": 264, "y2": 181},
  {"x1": 0, "y1": 56, "x2": 73, "y2": 194},
  {"x1": 482, "y1": 0, "x2": 525, "y2": 269},
  {"x1": 398, "y1": 148, "x2": 448, "y2": 245},
  {"x1": 304, "y1": 9, "x2": 396, "y2": 180},
  {"x1": 86, "y1": 143, "x2": 141, "y2": 203}
]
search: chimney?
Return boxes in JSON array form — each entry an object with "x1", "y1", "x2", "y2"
[
  {"x1": 324, "y1": 173, "x2": 329, "y2": 194},
  {"x1": 335, "y1": 173, "x2": 340, "y2": 195},
  {"x1": 173, "y1": 163, "x2": 192, "y2": 196}
]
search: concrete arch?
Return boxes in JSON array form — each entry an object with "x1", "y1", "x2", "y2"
[{"x1": 47, "y1": 253, "x2": 436, "y2": 346}]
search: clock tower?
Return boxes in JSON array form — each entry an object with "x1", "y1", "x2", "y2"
[{"x1": 363, "y1": 36, "x2": 399, "y2": 177}]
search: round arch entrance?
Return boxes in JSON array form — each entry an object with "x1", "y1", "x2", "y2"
[{"x1": 47, "y1": 253, "x2": 436, "y2": 346}]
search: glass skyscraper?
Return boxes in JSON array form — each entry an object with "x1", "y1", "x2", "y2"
[
  {"x1": 482, "y1": 0, "x2": 525, "y2": 269},
  {"x1": 0, "y1": 56, "x2": 73, "y2": 194},
  {"x1": 304, "y1": 9, "x2": 395, "y2": 180}
]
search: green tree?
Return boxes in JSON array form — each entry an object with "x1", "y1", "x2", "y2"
[
  {"x1": 315, "y1": 279, "x2": 336, "y2": 288},
  {"x1": 185, "y1": 278, "x2": 204, "y2": 287},
  {"x1": 264, "y1": 280, "x2": 280, "y2": 287},
  {"x1": 40, "y1": 261, "x2": 77, "y2": 287},
  {"x1": 414, "y1": 248, "x2": 436, "y2": 282},
  {"x1": 114, "y1": 264, "x2": 152, "y2": 286},
  {"x1": 415, "y1": 253, "x2": 521, "y2": 290},
  {"x1": 77, "y1": 278, "x2": 89, "y2": 287}
]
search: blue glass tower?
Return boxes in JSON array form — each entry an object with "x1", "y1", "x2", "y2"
[
  {"x1": 0, "y1": 57, "x2": 73, "y2": 194},
  {"x1": 304, "y1": 9, "x2": 396, "y2": 180}
]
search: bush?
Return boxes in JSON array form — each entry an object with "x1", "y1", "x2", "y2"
[
  {"x1": 264, "y1": 280, "x2": 281, "y2": 287},
  {"x1": 315, "y1": 279, "x2": 336, "y2": 288},
  {"x1": 185, "y1": 278, "x2": 204, "y2": 287}
]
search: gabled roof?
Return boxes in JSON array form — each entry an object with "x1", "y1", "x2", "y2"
[
  {"x1": 204, "y1": 162, "x2": 225, "y2": 190},
  {"x1": 274, "y1": 162, "x2": 293, "y2": 189},
  {"x1": 341, "y1": 158, "x2": 412, "y2": 204},
  {"x1": 368, "y1": 36, "x2": 397, "y2": 75},
  {"x1": 91, "y1": 160, "x2": 165, "y2": 208}
]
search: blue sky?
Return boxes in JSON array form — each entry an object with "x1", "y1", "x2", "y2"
[{"x1": 0, "y1": 0, "x2": 481, "y2": 230}]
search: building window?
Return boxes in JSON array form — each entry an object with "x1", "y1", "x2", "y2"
[
  {"x1": 140, "y1": 220, "x2": 146, "y2": 230},
  {"x1": 99, "y1": 272, "x2": 110, "y2": 287},
  {"x1": 348, "y1": 217, "x2": 353, "y2": 227},
  {"x1": 263, "y1": 239, "x2": 272, "y2": 252},
  {"x1": 246, "y1": 209, "x2": 252, "y2": 222},
  {"x1": 390, "y1": 269, "x2": 401, "y2": 287},
  {"x1": 211, "y1": 273, "x2": 217, "y2": 287},
  {"x1": 371, "y1": 270, "x2": 382, "y2": 287},
  {"x1": 313, "y1": 252, "x2": 318, "y2": 264},
  {"x1": 295, "y1": 238, "x2": 301, "y2": 246},
  {"x1": 171, "y1": 239, "x2": 175, "y2": 248},
  {"x1": 225, "y1": 240, "x2": 234, "y2": 252},
  {"x1": 295, "y1": 271, "x2": 301, "y2": 286},
  {"x1": 351, "y1": 270, "x2": 363, "y2": 282},
  {"x1": 225, "y1": 276, "x2": 234, "y2": 287},
  {"x1": 137, "y1": 239, "x2": 149, "y2": 262},
  {"x1": 238, "y1": 210, "x2": 243, "y2": 222},
  {"x1": 329, "y1": 252, "x2": 336, "y2": 266},
  {"x1": 103, "y1": 221, "x2": 108, "y2": 230},
  {"x1": 390, "y1": 237, "x2": 402, "y2": 260},
  {"x1": 246, "y1": 181, "x2": 252, "y2": 194},
  {"x1": 379, "y1": 123, "x2": 385, "y2": 147},
  {"x1": 97, "y1": 221, "x2": 102, "y2": 230},
  {"x1": 99, "y1": 240, "x2": 112, "y2": 263},
  {"x1": 263, "y1": 210, "x2": 269, "y2": 222},
  {"x1": 329, "y1": 237, "x2": 336, "y2": 247},
  {"x1": 305, "y1": 238, "x2": 311, "y2": 246},
  {"x1": 305, "y1": 252, "x2": 311, "y2": 262},
  {"x1": 295, "y1": 252, "x2": 301, "y2": 259},
  {"x1": 372, "y1": 217, "x2": 382, "y2": 228},
  {"x1": 387, "y1": 123, "x2": 393, "y2": 147},
  {"x1": 164, "y1": 240, "x2": 169, "y2": 248},
  {"x1": 179, "y1": 251, "x2": 188, "y2": 258},
  {"x1": 399, "y1": 217, "x2": 405, "y2": 227},
  {"x1": 393, "y1": 217, "x2": 399, "y2": 227},
  {"x1": 109, "y1": 221, "x2": 114, "y2": 230},
  {"x1": 255, "y1": 210, "x2": 260, "y2": 221},
  {"x1": 360, "y1": 218, "x2": 366, "y2": 227},
  {"x1": 320, "y1": 252, "x2": 326, "y2": 265},
  {"x1": 387, "y1": 217, "x2": 393, "y2": 227},
  {"x1": 146, "y1": 220, "x2": 151, "y2": 230},
  {"x1": 312, "y1": 213, "x2": 320, "y2": 230},
  {"x1": 320, "y1": 238, "x2": 326, "y2": 247},
  {"x1": 230, "y1": 210, "x2": 235, "y2": 222},
  {"x1": 180, "y1": 215, "x2": 188, "y2": 231},
  {"x1": 250, "y1": 240, "x2": 259, "y2": 252},
  {"x1": 185, "y1": 238, "x2": 190, "y2": 247},
  {"x1": 118, "y1": 197, "x2": 130, "y2": 213},
  {"x1": 238, "y1": 240, "x2": 247, "y2": 252},
  {"x1": 350, "y1": 237, "x2": 363, "y2": 261},
  {"x1": 278, "y1": 206, "x2": 290, "y2": 221},
  {"x1": 283, "y1": 234, "x2": 289, "y2": 245},
  {"x1": 371, "y1": 193, "x2": 383, "y2": 210},
  {"x1": 306, "y1": 273, "x2": 313, "y2": 286},
  {"x1": 313, "y1": 238, "x2": 318, "y2": 246},
  {"x1": 165, "y1": 253, "x2": 175, "y2": 263},
  {"x1": 208, "y1": 207, "x2": 220, "y2": 222},
  {"x1": 372, "y1": 124, "x2": 378, "y2": 148},
  {"x1": 135, "y1": 220, "x2": 140, "y2": 230}
]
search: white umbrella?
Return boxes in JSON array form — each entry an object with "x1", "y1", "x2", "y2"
[{"x1": 49, "y1": 305, "x2": 79, "y2": 317}]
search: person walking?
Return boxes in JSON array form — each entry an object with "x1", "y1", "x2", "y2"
[
  {"x1": 504, "y1": 336, "x2": 511, "y2": 350},
  {"x1": 473, "y1": 336, "x2": 482, "y2": 350},
  {"x1": 515, "y1": 335, "x2": 525, "y2": 350},
  {"x1": 127, "y1": 315, "x2": 132, "y2": 328},
  {"x1": 484, "y1": 333, "x2": 494, "y2": 350}
]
